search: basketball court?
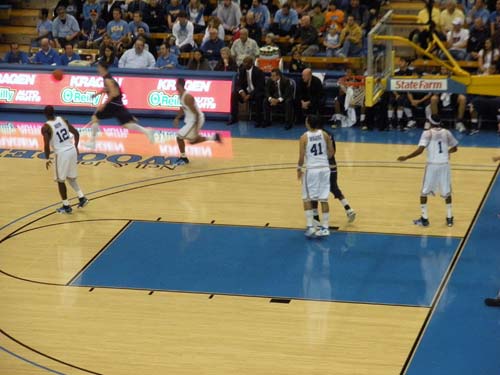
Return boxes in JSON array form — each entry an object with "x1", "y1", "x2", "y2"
[{"x1": 1, "y1": 109, "x2": 499, "y2": 374}]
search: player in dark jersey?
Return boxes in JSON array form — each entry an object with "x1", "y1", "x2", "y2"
[
  {"x1": 311, "y1": 127, "x2": 356, "y2": 224},
  {"x1": 84, "y1": 61, "x2": 154, "y2": 149}
]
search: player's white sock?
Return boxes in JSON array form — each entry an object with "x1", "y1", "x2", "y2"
[
  {"x1": 207, "y1": 134, "x2": 216, "y2": 141},
  {"x1": 180, "y1": 152, "x2": 187, "y2": 158},
  {"x1": 360, "y1": 114, "x2": 366, "y2": 122},
  {"x1": 312, "y1": 208, "x2": 319, "y2": 217},
  {"x1": 340, "y1": 198, "x2": 349, "y2": 208},
  {"x1": 421, "y1": 204, "x2": 428, "y2": 219},
  {"x1": 396, "y1": 109, "x2": 403, "y2": 120},
  {"x1": 63, "y1": 199, "x2": 70, "y2": 207},
  {"x1": 322, "y1": 212, "x2": 330, "y2": 229},
  {"x1": 305, "y1": 210, "x2": 313, "y2": 227},
  {"x1": 387, "y1": 109, "x2": 394, "y2": 119},
  {"x1": 471, "y1": 118, "x2": 478, "y2": 129},
  {"x1": 90, "y1": 122, "x2": 100, "y2": 143},
  {"x1": 446, "y1": 203, "x2": 453, "y2": 219},
  {"x1": 67, "y1": 178, "x2": 84, "y2": 198},
  {"x1": 403, "y1": 107, "x2": 412, "y2": 118},
  {"x1": 124, "y1": 122, "x2": 149, "y2": 135}
]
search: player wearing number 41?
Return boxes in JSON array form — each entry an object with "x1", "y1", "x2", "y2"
[
  {"x1": 398, "y1": 115, "x2": 458, "y2": 227},
  {"x1": 41, "y1": 105, "x2": 89, "y2": 214},
  {"x1": 84, "y1": 61, "x2": 155, "y2": 149},
  {"x1": 297, "y1": 115, "x2": 335, "y2": 238},
  {"x1": 173, "y1": 78, "x2": 222, "y2": 165}
]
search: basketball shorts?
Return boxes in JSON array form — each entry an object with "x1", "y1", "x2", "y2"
[
  {"x1": 421, "y1": 163, "x2": 451, "y2": 198},
  {"x1": 54, "y1": 147, "x2": 78, "y2": 182},
  {"x1": 96, "y1": 101, "x2": 135, "y2": 125},
  {"x1": 302, "y1": 167, "x2": 331, "y2": 201},
  {"x1": 178, "y1": 115, "x2": 205, "y2": 141}
]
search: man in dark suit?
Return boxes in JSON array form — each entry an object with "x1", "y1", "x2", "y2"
[
  {"x1": 263, "y1": 68, "x2": 294, "y2": 129},
  {"x1": 229, "y1": 56, "x2": 266, "y2": 127},
  {"x1": 296, "y1": 68, "x2": 323, "y2": 121}
]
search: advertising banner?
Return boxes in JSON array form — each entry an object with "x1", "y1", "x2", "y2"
[
  {"x1": 0, "y1": 71, "x2": 233, "y2": 114},
  {"x1": 0, "y1": 121, "x2": 233, "y2": 160}
]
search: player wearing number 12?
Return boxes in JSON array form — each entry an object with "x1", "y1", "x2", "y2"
[
  {"x1": 398, "y1": 115, "x2": 458, "y2": 227},
  {"x1": 42, "y1": 105, "x2": 89, "y2": 214},
  {"x1": 297, "y1": 115, "x2": 335, "y2": 238}
]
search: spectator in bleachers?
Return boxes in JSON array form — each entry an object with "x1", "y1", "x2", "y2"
[
  {"x1": 250, "y1": 0, "x2": 271, "y2": 32},
  {"x1": 294, "y1": 0, "x2": 311, "y2": 16},
  {"x1": 107, "y1": 8, "x2": 130, "y2": 49},
  {"x1": 127, "y1": 0, "x2": 149, "y2": 21},
  {"x1": 118, "y1": 38, "x2": 155, "y2": 68},
  {"x1": 166, "y1": 0, "x2": 183, "y2": 31},
  {"x1": 290, "y1": 15, "x2": 319, "y2": 56},
  {"x1": 337, "y1": 15, "x2": 363, "y2": 57},
  {"x1": 172, "y1": 11, "x2": 196, "y2": 52},
  {"x1": 467, "y1": 17, "x2": 490, "y2": 60},
  {"x1": 216, "y1": 0, "x2": 242, "y2": 34},
  {"x1": 466, "y1": 0, "x2": 490, "y2": 26},
  {"x1": 33, "y1": 38, "x2": 61, "y2": 65},
  {"x1": 444, "y1": 17, "x2": 469, "y2": 60},
  {"x1": 263, "y1": 32, "x2": 279, "y2": 49},
  {"x1": 201, "y1": 27, "x2": 225, "y2": 61},
  {"x1": 99, "y1": 34, "x2": 113, "y2": 56},
  {"x1": 310, "y1": 3, "x2": 326, "y2": 33},
  {"x1": 417, "y1": 1, "x2": 441, "y2": 31},
  {"x1": 235, "y1": 13, "x2": 262, "y2": 46},
  {"x1": 324, "y1": 1, "x2": 344, "y2": 31},
  {"x1": 440, "y1": 0, "x2": 465, "y2": 33},
  {"x1": 34, "y1": 8, "x2": 53, "y2": 47},
  {"x1": 83, "y1": 0, "x2": 101, "y2": 20},
  {"x1": 324, "y1": 24, "x2": 341, "y2": 56},
  {"x1": 155, "y1": 43, "x2": 179, "y2": 69},
  {"x1": 214, "y1": 47, "x2": 238, "y2": 71},
  {"x1": 80, "y1": 9, "x2": 106, "y2": 48},
  {"x1": 231, "y1": 28, "x2": 260, "y2": 65},
  {"x1": 60, "y1": 43, "x2": 81, "y2": 65},
  {"x1": 186, "y1": 0, "x2": 206, "y2": 33},
  {"x1": 203, "y1": 17, "x2": 225, "y2": 43},
  {"x1": 229, "y1": 56, "x2": 265, "y2": 126},
  {"x1": 271, "y1": 3, "x2": 299, "y2": 36},
  {"x1": 263, "y1": 68, "x2": 294, "y2": 129},
  {"x1": 296, "y1": 68, "x2": 323, "y2": 121},
  {"x1": 288, "y1": 49, "x2": 307, "y2": 72},
  {"x1": 101, "y1": 0, "x2": 123, "y2": 24},
  {"x1": 478, "y1": 38, "x2": 499, "y2": 72},
  {"x1": 144, "y1": 0, "x2": 165, "y2": 32},
  {"x1": 135, "y1": 27, "x2": 155, "y2": 56},
  {"x1": 168, "y1": 36, "x2": 181, "y2": 56},
  {"x1": 490, "y1": 0, "x2": 500, "y2": 35},
  {"x1": 52, "y1": 6, "x2": 81, "y2": 48},
  {"x1": 345, "y1": 0, "x2": 369, "y2": 30},
  {"x1": 3, "y1": 43, "x2": 29, "y2": 64},
  {"x1": 54, "y1": 0, "x2": 81, "y2": 20},
  {"x1": 96, "y1": 45, "x2": 119, "y2": 67},
  {"x1": 187, "y1": 49, "x2": 210, "y2": 70},
  {"x1": 311, "y1": 0, "x2": 329, "y2": 11},
  {"x1": 129, "y1": 11, "x2": 150, "y2": 39}
]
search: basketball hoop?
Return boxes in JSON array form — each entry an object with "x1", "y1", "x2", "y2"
[{"x1": 338, "y1": 75, "x2": 366, "y2": 106}]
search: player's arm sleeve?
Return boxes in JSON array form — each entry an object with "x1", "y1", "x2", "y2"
[{"x1": 418, "y1": 130, "x2": 430, "y2": 147}]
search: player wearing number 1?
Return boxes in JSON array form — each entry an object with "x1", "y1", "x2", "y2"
[
  {"x1": 41, "y1": 105, "x2": 89, "y2": 214},
  {"x1": 297, "y1": 115, "x2": 335, "y2": 237},
  {"x1": 398, "y1": 115, "x2": 458, "y2": 227}
]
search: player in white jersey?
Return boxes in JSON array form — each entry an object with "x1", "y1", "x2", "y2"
[
  {"x1": 398, "y1": 115, "x2": 458, "y2": 227},
  {"x1": 173, "y1": 78, "x2": 222, "y2": 165},
  {"x1": 297, "y1": 115, "x2": 335, "y2": 237},
  {"x1": 41, "y1": 105, "x2": 89, "y2": 214}
]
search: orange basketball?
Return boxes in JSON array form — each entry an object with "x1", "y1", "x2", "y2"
[{"x1": 52, "y1": 69, "x2": 64, "y2": 81}]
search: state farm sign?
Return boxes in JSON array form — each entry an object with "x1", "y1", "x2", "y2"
[{"x1": 389, "y1": 79, "x2": 448, "y2": 92}]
